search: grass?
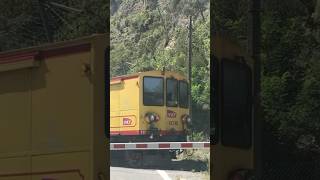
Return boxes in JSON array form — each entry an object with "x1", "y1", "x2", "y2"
[
  {"x1": 167, "y1": 131, "x2": 211, "y2": 179},
  {"x1": 177, "y1": 149, "x2": 210, "y2": 173}
]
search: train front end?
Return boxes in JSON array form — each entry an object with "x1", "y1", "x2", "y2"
[{"x1": 140, "y1": 71, "x2": 191, "y2": 142}]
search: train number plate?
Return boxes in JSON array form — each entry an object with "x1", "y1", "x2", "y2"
[{"x1": 169, "y1": 121, "x2": 178, "y2": 125}]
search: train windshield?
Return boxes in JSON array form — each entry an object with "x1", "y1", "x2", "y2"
[
  {"x1": 143, "y1": 77, "x2": 164, "y2": 106},
  {"x1": 166, "y1": 78, "x2": 178, "y2": 107},
  {"x1": 179, "y1": 81, "x2": 189, "y2": 108}
]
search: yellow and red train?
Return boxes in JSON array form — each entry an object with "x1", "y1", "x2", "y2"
[{"x1": 110, "y1": 70, "x2": 191, "y2": 142}]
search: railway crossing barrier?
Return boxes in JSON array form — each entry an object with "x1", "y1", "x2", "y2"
[{"x1": 110, "y1": 142, "x2": 210, "y2": 150}]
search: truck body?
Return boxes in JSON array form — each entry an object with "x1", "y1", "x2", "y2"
[
  {"x1": 212, "y1": 35, "x2": 255, "y2": 180},
  {"x1": 0, "y1": 34, "x2": 108, "y2": 180}
]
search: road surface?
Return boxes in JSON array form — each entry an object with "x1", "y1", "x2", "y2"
[
  {"x1": 110, "y1": 166, "x2": 208, "y2": 180},
  {"x1": 110, "y1": 158, "x2": 209, "y2": 180}
]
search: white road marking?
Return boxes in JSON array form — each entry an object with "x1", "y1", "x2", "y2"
[{"x1": 156, "y1": 170, "x2": 172, "y2": 180}]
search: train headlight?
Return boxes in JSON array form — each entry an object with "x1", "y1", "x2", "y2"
[
  {"x1": 145, "y1": 112, "x2": 160, "y2": 123},
  {"x1": 187, "y1": 116, "x2": 191, "y2": 124},
  {"x1": 182, "y1": 114, "x2": 191, "y2": 125},
  {"x1": 150, "y1": 114, "x2": 155, "y2": 121}
]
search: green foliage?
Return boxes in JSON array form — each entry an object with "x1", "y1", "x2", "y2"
[
  {"x1": 55, "y1": 0, "x2": 109, "y2": 40},
  {"x1": 189, "y1": 131, "x2": 209, "y2": 142},
  {"x1": 260, "y1": 0, "x2": 320, "y2": 154},
  {"x1": 0, "y1": 0, "x2": 109, "y2": 51},
  {"x1": 213, "y1": 0, "x2": 320, "y2": 158}
]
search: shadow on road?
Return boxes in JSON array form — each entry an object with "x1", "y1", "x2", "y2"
[{"x1": 111, "y1": 159, "x2": 208, "y2": 172}]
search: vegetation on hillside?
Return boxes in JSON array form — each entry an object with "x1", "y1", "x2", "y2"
[
  {"x1": 0, "y1": 0, "x2": 108, "y2": 51},
  {"x1": 214, "y1": 0, "x2": 320, "y2": 163}
]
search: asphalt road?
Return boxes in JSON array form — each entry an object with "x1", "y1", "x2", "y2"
[
  {"x1": 110, "y1": 158, "x2": 209, "y2": 180},
  {"x1": 110, "y1": 166, "x2": 208, "y2": 180}
]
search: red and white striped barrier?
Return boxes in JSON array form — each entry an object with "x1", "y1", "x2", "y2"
[{"x1": 110, "y1": 142, "x2": 210, "y2": 150}]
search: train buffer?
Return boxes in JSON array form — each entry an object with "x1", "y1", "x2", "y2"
[{"x1": 110, "y1": 142, "x2": 210, "y2": 150}]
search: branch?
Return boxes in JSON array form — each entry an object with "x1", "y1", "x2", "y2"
[
  {"x1": 49, "y1": 2, "x2": 82, "y2": 13},
  {"x1": 196, "y1": 0, "x2": 205, "y2": 22}
]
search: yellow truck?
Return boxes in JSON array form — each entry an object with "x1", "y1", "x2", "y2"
[
  {"x1": 212, "y1": 35, "x2": 256, "y2": 180},
  {"x1": 0, "y1": 34, "x2": 108, "y2": 180}
]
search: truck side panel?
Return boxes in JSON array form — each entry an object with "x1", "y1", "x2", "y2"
[
  {"x1": 0, "y1": 34, "x2": 108, "y2": 180},
  {"x1": 31, "y1": 51, "x2": 92, "y2": 179},
  {"x1": 0, "y1": 69, "x2": 31, "y2": 180}
]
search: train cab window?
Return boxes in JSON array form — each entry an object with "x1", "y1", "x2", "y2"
[
  {"x1": 167, "y1": 78, "x2": 178, "y2": 107},
  {"x1": 179, "y1": 81, "x2": 189, "y2": 108},
  {"x1": 143, "y1": 77, "x2": 164, "y2": 106},
  {"x1": 221, "y1": 59, "x2": 252, "y2": 148}
]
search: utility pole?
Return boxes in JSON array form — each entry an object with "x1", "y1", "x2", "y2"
[
  {"x1": 248, "y1": 0, "x2": 262, "y2": 179},
  {"x1": 188, "y1": 16, "x2": 192, "y2": 119}
]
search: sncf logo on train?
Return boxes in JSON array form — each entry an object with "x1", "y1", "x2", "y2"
[
  {"x1": 122, "y1": 118, "x2": 132, "y2": 125},
  {"x1": 167, "y1": 110, "x2": 177, "y2": 118}
]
